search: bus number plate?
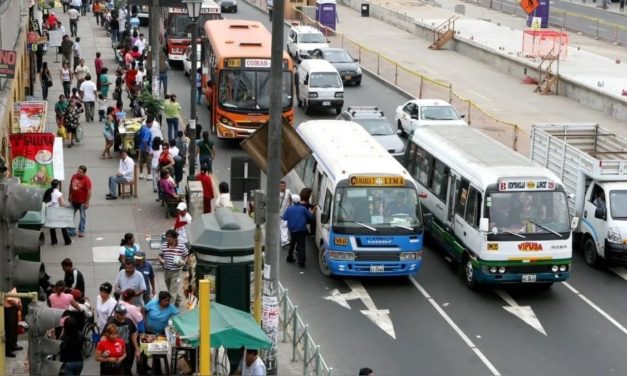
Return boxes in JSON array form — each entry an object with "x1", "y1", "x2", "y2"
[
  {"x1": 370, "y1": 265, "x2": 384, "y2": 273},
  {"x1": 521, "y1": 274, "x2": 536, "y2": 283},
  {"x1": 322, "y1": 101, "x2": 331, "y2": 106}
]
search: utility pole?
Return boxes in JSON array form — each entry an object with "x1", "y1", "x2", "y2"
[
  {"x1": 262, "y1": 0, "x2": 285, "y2": 373},
  {"x1": 185, "y1": 0, "x2": 202, "y2": 178},
  {"x1": 149, "y1": 0, "x2": 160, "y2": 97}
]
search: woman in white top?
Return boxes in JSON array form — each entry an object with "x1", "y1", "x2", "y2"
[
  {"x1": 215, "y1": 181, "x2": 234, "y2": 209},
  {"x1": 95, "y1": 282, "x2": 117, "y2": 334},
  {"x1": 44, "y1": 179, "x2": 72, "y2": 245},
  {"x1": 150, "y1": 136, "x2": 163, "y2": 193},
  {"x1": 60, "y1": 62, "x2": 72, "y2": 98}
]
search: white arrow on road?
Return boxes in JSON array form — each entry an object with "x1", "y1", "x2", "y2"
[
  {"x1": 494, "y1": 289, "x2": 547, "y2": 336},
  {"x1": 324, "y1": 279, "x2": 396, "y2": 339}
]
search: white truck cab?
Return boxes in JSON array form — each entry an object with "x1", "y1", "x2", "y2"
[
  {"x1": 297, "y1": 59, "x2": 344, "y2": 115},
  {"x1": 531, "y1": 123, "x2": 627, "y2": 267},
  {"x1": 286, "y1": 25, "x2": 329, "y2": 63}
]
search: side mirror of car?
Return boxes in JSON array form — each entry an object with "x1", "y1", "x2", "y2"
[
  {"x1": 460, "y1": 114, "x2": 466, "y2": 119},
  {"x1": 396, "y1": 129, "x2": 403, "y2": 135},
  {"x1": 594, "y1": 207, "x2": 606, "y2": 220},
  {"x1": 353, "y1": 58, "x2": 359, "y2": 62},
  {"x1": 411, "y1": 114, "x2": 418, "y2": 120},
  {"x1": 571, "y1": 216, "x2": 579, "y2": 231}
]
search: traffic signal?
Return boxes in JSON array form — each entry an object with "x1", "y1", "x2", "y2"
[
  {"x1": 26, "y1": 302, "x2": 65, "y2": 375},
  {"x1": 0, "y1": 177, "x2": 45, "y2": 292}
]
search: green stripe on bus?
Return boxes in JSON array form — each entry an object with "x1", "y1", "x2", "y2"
[{"x1": 427, "y1": 218, "x2": 465, "y2": 257}]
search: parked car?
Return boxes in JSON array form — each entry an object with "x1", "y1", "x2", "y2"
[
  {"x1": 286, "y1": 25, "x2": 329, "y2": 63},
  {"x1": 218, "y1": 0, "x2": 237, "y2": 12},
  {"x1": 394, "y1": 99, "x2": 467, "y2": 135},
  {"x1": 310, "y1": 47, "x2": 362, "y2": 85},
  {"x1": 337, "y1": 106, "x2": 405, "y2": 159},
  {"x1": 183, "y1": 44, "x2": 203, "y2": 78}
]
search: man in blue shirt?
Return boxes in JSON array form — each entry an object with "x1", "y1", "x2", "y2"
[
  {"x1": 134, "y1": 252, "x2": 156, "y2": 304},
  {"x1": 144, "y1": 291, "x2": 179, "y2": 334},
  {"x1": 281, "y1": 194, "x2": 315, "y2": 268},
  {"x1": 137, "y1": 115, "x2": 155, "y2": 179}
]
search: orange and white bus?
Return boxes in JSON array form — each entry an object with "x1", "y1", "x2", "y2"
[
  {"x1": 160, "y1": 0, "x2": 221, "y2": 63},
  {"x1": 203, "y1": 19, "x2": 295, "y2": 139}
]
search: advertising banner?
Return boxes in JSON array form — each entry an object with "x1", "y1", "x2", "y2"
[
  {"x1": 0, "y1": 49, "x2": 17, "y2": 79},
  {"x1": 9, "y1": 133, "x2": 55, "y2": 188},
  {"x1": 13, "y1": 101, "x2": 47, "y2": 133}
]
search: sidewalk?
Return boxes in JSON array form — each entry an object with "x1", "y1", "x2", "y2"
[{"x1": 6, "y1": 4, "x2": 300, "y2": 375}]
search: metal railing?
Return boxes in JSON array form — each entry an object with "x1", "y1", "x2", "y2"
[
  {"x1": 279, "y1": 282, "x2": 333, "y2": 376},
  {"x1": 293, "y1": 7, "x2": 524, "y2": 153}
]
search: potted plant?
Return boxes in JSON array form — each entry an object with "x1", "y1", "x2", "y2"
[{"x1": 137, "y1": 87, "x2": 164, "y2": 118}]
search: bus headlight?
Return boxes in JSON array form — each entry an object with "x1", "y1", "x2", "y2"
[
  {"x1": 219, "y1": 117, "x2": 235, "y2": 127},
  {"x1": 559, "y1": 265, "x2": 568, "y2": 272},
  {"x1": 328, "y1": 251, "x2": 355, "y2": 261},
  {"x1": 607, "y1": 227, "x2": 622, "y2": 243},
  {"x1": 498, "y1": 266, "x2": 506, "y2": 274},
  {"x1": 551, "y1": 265, "x2": 559, "y2": 272},
  {"x1": 400, "y1": 252, "x2": 422, "y2": 261},
  {"x1": 489, "y1": 266, "x2": 497, "y2": 274},
  {"x1": 334, "y1": 92, "x2": 343, "y2": 98}
]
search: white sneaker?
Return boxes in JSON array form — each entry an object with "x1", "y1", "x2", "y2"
[
  {"x1": 146, "y1": 174, "x2": 152, "y2": 180},
  {"x1": 139, "y1": 173, "x2": 145, "y2": 179}
]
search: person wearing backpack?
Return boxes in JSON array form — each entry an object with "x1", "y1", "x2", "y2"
[{"x1": 196, "y1": 130, "x2": 216, "y2": 173}]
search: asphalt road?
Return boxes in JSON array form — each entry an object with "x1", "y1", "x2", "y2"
[
  {"x1": 474, "y1": 0, "x2": 627, "y2": 44},
  {"x1": 167, "y1": 2, "x2": 627, "y2": 375}
]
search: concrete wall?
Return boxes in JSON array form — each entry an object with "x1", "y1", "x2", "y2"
[{"x1": 339, "y1": 0, "x2": 627, "y2": 123}]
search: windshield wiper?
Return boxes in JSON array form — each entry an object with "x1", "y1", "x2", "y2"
[
  {"x1": 495, "y1": 227, "x2": 526, "y2": 238},
  {"x1": 391, "y1": 223, "x2": 414, "y2": 231},
  {"x1": 528, "y1": 221, "x2": 562, "y2": 237},
  {"x1": 342, "y1": 220, "x2": 377, "y2": 231}
]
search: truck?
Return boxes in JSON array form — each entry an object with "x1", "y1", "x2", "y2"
[{"x1": 530, "y1": 123, "x2": 627, "y2": 267}]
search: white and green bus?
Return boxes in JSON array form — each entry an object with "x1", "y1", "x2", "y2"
[
  {"x1": 403, "y1": 125, "x2": 574, "y2": 288},
  {"x1": 286, "y1": 120, "x2": 424, "y2": 277}
]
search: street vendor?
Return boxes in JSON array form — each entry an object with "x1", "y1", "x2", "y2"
[{"x1": 143, "y1": 291, "x2": 179, "y2": 334}]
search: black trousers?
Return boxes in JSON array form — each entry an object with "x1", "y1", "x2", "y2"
[
  {"x1": 4, "y1": 306, "x2": 18, "y2": 355},
  {"x1": 288, "y1": 231, "x2": 307, "y2": 266},
  {"x1": 50, "y1": 227, "x2": 71, "y2": 245}
]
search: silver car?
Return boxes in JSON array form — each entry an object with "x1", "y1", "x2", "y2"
[{"x1": 337, "y1": 106, "x2": 405, "y2": 160}]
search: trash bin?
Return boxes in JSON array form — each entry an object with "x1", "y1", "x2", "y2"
[
  {"x1": 361, "y1": 2, "x2": 369, "y2": 16},
  {"x1": 187, "y1": 207, "x2": 256, "y2": 313}
]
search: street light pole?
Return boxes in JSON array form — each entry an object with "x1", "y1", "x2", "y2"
[
  {"x1": 184, "y1": 0, "x2": 202, "y2": 179},
  {"x1": 263, "y1": 0, "x2": 285, "y2": 373}
]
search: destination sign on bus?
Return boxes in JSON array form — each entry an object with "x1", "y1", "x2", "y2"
[
  {"x1": 225, "y1": 58, "x2": 290, "y2": 69},
  {"x1": 498, "y1": 179, "x2": 555, "y2": 192},
  {"x1": 168, "y1": 7, "x2": 219, "y2": 13},
  {"x1": 349, "y1": 175, "x2": 405, "y2": 187},
  {"x1": 244, "y1": 59, "x2": 271, "y2": 68}
]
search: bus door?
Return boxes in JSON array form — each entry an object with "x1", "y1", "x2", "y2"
[
  {"x1": 453, "y1": 180, "x2": 483, "y2": 256},
  {"x1": 446, "y1": 173, "x2": 460, "y2": 229}
]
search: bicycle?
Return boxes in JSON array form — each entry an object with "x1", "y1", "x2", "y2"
[{"x1": 81, "y1": 300, "x2": 99, "y2": 358}]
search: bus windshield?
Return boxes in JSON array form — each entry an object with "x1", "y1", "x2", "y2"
[
  {"x1": 487, "y1": 191, "x2": 570, "y2": 235},
  {"x1": 332, "y1": 187, "x2": 422, "y2": 231},
  {"x1": 168, "y1": 14, "x2": 217, "y2": 38},
  {"x1": 219, "y1": 70, "x2": 292, "y2": 111}
]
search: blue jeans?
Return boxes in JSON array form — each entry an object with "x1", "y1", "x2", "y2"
[
  {"x1": 159, "y1": 73, "x2": 168, "y2": 97},
  {"x1": 166, "y1": 117, "x2": 179, "y2": 141},
  {"x1": 109, "y1": 175, "x2": 129, "y2": 197},
  {"x1": 111, "y1": 29, "x2": 119, "y2": 43},
  {"x1": 196, "y1": 87, "x2": 202, "y2": 104},
  {"x1": 61, "y1": 361, "x2": 83, "y2": 375},
  {"x1": 72, "y1": 203, "x2": 88, "y2": 234}
]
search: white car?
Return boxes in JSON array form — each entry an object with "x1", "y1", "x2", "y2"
[
  {"x1": 286, "y1": 25, "x2": 329, "y2": 63},
  {"x1": 183, "y1": 44, "x2": 203, "y2": 78},
  {"x1": 395, "y1": 99, "x2": 467, "y2": 135}
]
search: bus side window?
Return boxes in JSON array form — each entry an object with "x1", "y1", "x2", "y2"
[
  {"x1": 294, "y1": 156, "x2": 308, "y2": 180},
  {"x1": 455, "y1": 179, "x2": 470, "y2": 217},
  {"x1": 430, "y1": 159, "x2": 448, "y2": 202},
  {"x1": 419, "y1": 154, "x2": 433, "y2": 187},
  {"x1": 405, "y1": 142, "x2": 417, "y2": 172},
  {"x1": 315, "y1": 174, "x2": 326, "y2": 205},
  {"x1": 464, "y1": 187, "x2": 481, "y2": 227},
  {"x1": 323, "y1": 188, "x2": 332, "y2": 217},
  {"x1": 312, "y1": 171, "x2": 323, "y2": 203},
  {"x1": 303, "y1": 157, "x2": 316, "y2": 189}
]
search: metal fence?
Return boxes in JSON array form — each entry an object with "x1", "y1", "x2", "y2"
[
  {"x1": 279, "y1": 282, "x2": 333, "y2": 376},
  {"x1": 294, "y1": 9, "x2": 523, "y2": 152}
]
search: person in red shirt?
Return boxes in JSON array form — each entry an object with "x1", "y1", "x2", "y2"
[
  {"x1": 94, "y1": 52, "x2": 104, "y2": 91},
  {"x1": 95, "y1": 323, "x2": 127, "y2": 375},
  {"x1": 124, "y1": 64, "x2": 138, "y2": 94},
  {"x1": 47, "y1": 12, "x2": 58, "y2": 30},
  {"x1": 68, "y1": 165, "x2": 92, "y2": 237},
  {"x1": 195, "y1": 166, "x2": 215, "y2": 213}
]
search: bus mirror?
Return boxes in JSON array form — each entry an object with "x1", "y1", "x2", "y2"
[
  {"x1": 571, "y1": 216, "x2": 579, "y2": 231},
  {"x1": 320, "y1": 212, "x2": 329, "y2": 224},
  {"x1": 479, "y1": 218, "x2": 489, "y2": 232}
]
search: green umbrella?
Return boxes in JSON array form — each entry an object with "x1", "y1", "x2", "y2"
[{"x1": 172, "y1": 302, "x2": 272, "y2": 349}]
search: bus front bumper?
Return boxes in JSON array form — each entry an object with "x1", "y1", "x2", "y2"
[
  {"x1": 168, "y1": 53, "x2": 185, "y2": 61},
  {"x1": 476, "y1": 270, "x2": 571, "y2": 284},
  {"x1": 327, "y1": 260, "x2": 422, "y2": 277}
]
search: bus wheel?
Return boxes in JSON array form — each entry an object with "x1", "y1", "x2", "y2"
[
  {"x1": 462, "y1": 256, "x2": 478, "y2": 290},
  {"x1": 583, "y1": 237, "x2": 601, "y2": 267},
  {"x1": 319, "y1": 245, "x2": 332, "y2": 277}
]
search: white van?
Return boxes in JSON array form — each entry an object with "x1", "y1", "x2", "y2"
[{"x1": 297, "y1": 59, "x2": 344, "y2": 115}]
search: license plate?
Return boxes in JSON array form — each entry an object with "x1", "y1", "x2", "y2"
[
  {"x1": 521, "y1": 274, "x2": 537, "y2": 283},
  {"x1": 344, "y1": 75, "x2": 352, "y2": 80},
  {"x1": 370, "y1": 265, "x2": 384, "y2": 273},
  {"x1": 322, "y1": 101, "x2": 331, "y2": 106}
]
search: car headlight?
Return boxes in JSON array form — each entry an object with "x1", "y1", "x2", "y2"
[
  {"x1": 298, "y1": 49, "x2": 308, "y2": 56},
  {"x1": 334, "y1": 92, "x2": 343, "y2": 98},
  {"x1": 356, "y1": 66, "x2": 362, "y2": 74},
  {"x1": 328, "y1": 251, "x2": 355, "y2": 261},
  {"x1": 607, "y1": 227, "x2": 622, "y2": 243},
  {"x1": 308, "y1": 92, "x2": 318, "y2": 98}
]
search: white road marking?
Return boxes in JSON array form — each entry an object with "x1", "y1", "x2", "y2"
[
  {"x1": 608, "y1": 266, "x2": 627, "y2": 281},
  {"x1": 324, "y1": 279, "x2": 397, "y2": 339},
  {"x1": 494, "y1": 289, "x2": 547, "y2": 336},
  {"x1": 562, "y1": 282, "x2": 627, "y2": 336},
  {"x1": 409, "y1": 277, "x2": 501, "y2": 376}
]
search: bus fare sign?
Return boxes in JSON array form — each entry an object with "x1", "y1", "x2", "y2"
[
  {"x1": 498, "y1": 179, "x2": 555, "y2": 191},
  {"x1": 350, "y1": 175, "x2": 405, "y2": 187}
]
